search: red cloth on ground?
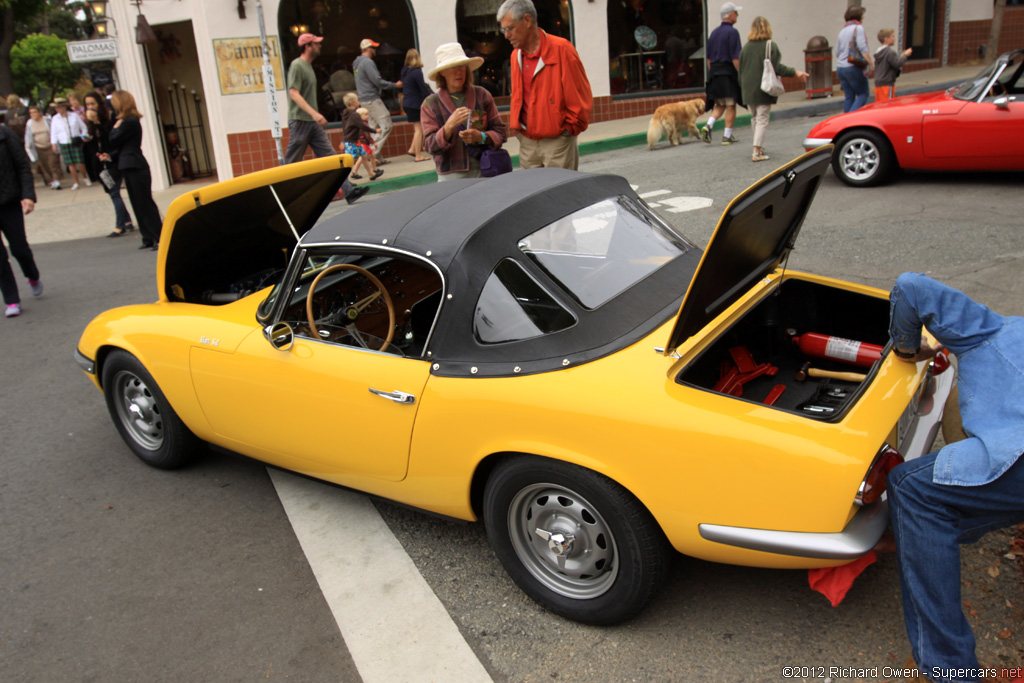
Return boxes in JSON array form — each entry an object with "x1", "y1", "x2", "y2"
[{"x1": 808, "y1": 550, "x2": 877, "y2": 607}]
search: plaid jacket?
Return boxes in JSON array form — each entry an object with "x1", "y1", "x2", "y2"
[{"x1": 421, "y1": 85, "x2": 507, "y2": 175}]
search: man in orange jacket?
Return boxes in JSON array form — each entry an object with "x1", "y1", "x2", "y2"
[{"x1": 498, "y1": 0, "x2": 592, "y2": 170}]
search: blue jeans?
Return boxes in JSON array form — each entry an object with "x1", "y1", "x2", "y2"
[
  {"x1": 106, "y1": 173, "x2": 133, "y2": 231},
  {"x1": 887, "y1": 455, "x2": 1024, "y2": 682},
  {"x1": 837, "y1": 66, "x2": 868, "y2": 112}
]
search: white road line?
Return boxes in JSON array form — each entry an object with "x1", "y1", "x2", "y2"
[
  {"x1": 638, "y1": 190, "x2": 672, "y2": 198},
  {"x1": 658, "y1": 196, "x2": 715, "y2": 213},
  {"x1": 269, "y1": 469, "x2": 493, "y2": 683}
]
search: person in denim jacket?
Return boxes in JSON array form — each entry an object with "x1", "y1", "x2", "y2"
[{"x1": 886, "y1": 272, "x2": 1024, "y2": 682}]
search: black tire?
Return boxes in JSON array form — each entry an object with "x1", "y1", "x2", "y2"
[
  {"x1": 832, "y1": 129, "x2": 897, "y2": 187},
  {"x1": 483, "y1": 456, "x2": 671, "y2": 625},
  {"x1": 101, "y1": 350, "x2": 201, "y2": 469}
]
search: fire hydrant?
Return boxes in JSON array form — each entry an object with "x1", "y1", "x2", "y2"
[{"x1": 804, "y1": 36, "x2": 833, "y2": 99}]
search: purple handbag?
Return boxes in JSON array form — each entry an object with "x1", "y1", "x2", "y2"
[{"x1": 479, "y1": 148, "x2": 512, "y2": 177}]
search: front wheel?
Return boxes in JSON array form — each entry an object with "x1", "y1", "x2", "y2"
[
  {"x1": 832, "y1": 130, "x2": 897, "y2": 187},
  {"x1": 483, "y1": 456, "x2": 671, "y2": 625},
  {"x1": 101, "y1": 350, "x2": 201, "y2": 469}
]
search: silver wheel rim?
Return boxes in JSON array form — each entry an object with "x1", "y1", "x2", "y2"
[
  {"x1": 507, "y1": 482, "x2": 618, "y2": 599},
  {"x1": 839, "y1": 138, "x2": 880, "y2": 181},
  {"x1": 111, "y1": 369, "x2": 164, "y2": 451}
]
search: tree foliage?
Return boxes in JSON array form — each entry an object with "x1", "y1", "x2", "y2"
[
  {"x1": 16, "y1": 0, "x2": 90, "y2": 42},
  {"x1": 1, "y1": 0, "x2": 86, "y2": 96},
  {"x1": 11, "y1": 32, "x2": 83, "y2": 102}
]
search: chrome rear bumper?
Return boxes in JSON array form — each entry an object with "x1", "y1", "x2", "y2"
[{"x1": 698, "y1": 500, "x2": 889, "y2": 561}]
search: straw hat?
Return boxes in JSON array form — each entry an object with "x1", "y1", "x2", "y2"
[{"x1": 427, "y1": 43, "x2": 484, "y2": 81}]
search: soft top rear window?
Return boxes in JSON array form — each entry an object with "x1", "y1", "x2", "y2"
[{"x1": 518, "y1": 196, "x2": 691, "y2": 309}]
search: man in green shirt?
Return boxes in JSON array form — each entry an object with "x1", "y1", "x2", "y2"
[{"x1": 285, "y1": 33, "x2": 367, "y2": 203}]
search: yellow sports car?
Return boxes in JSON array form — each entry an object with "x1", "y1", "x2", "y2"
[{"x1": 75, "y1": 148, "x2": 953, "y2": 624}]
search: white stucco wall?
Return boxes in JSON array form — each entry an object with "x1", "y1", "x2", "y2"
[
  {"x1": 750, "y1": 1, "x2": 900, "y2": 70},
  {"x1": 105, "y1": 0, "x2": 969, "y2": 189},
  {"x1": 950, "y1": 0, "x2": 992, "y2": 23}
]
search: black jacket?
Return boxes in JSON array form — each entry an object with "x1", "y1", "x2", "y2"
[
  {"x1": 107, "y1": 116, "x2": 151, "y2": 171},
  {"x1": 0, "y1": 124, "x2": 36, "y2": 206}
]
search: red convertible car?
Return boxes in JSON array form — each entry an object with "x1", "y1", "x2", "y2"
[{"x1": 804, "y1": 49, "x2": 1024, "y2": 186}]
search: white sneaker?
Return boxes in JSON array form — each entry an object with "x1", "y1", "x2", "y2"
[
  {"x1": 83, "y1": 178, "x2": 93, "y2": 187},
  {"x1": 70, "y1": 183, "x2": 79, "y2": 191},
  {"x1": 50, "y1": 181, "x2": 61, "y2": 190},
  {"x1": 5, "y1": 303, "x2": 21, "y2": 318}
]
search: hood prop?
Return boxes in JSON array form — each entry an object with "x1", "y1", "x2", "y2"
[{"x1": 269, "y1": 184, "x2": 301, "y2": 242}]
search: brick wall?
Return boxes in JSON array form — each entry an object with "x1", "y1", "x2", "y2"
[{"x1": 948, "y1": 6, "x2": 1024, "y2": 65}]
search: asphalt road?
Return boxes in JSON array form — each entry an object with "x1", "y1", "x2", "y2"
[{"x1": 2, "y1": 115, "x2": 1022, "y2": 682}]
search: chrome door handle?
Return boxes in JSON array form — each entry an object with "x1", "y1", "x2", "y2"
[{"x1": 368, "y1": 388, "x2": 416, "y2": 404}]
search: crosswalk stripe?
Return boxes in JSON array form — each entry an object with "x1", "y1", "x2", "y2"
[{"x1": 270, "y1": 469, "x2": 493, "y2": 683}]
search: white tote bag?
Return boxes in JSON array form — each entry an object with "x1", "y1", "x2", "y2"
[{"x1": 760, "y1": 40, "x2": 786, "y2": 97}]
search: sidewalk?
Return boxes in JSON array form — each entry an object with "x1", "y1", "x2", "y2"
[{"x1": 26, "y1": 63, "x2": 979, "y2": 245}]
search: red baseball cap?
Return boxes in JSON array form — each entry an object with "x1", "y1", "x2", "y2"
[
  {"x1": 360, "y1": 38, "x2": 380, "y2": 50},
  {"x1": 298, "y1": 33, "x2": 324, "y2": 47}
]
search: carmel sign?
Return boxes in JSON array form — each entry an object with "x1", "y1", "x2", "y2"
[
  {"x1": 213, "y1": 36, "x2": 285, "y2": 95},
  {"x1": 66, "y1": 39, "x2": 119, "y2": 63}
]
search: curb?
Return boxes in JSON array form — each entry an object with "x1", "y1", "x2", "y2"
[{"x1": 364, "y1": 77, "x2": 964, "y2": 196}]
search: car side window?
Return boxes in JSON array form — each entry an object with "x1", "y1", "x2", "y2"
[
  {"x1": 474, "y1": 259, "x2": 576, "y2": 344},
  {"x1": 281, "y1": 250, "x2": 442, "y2": 358}
]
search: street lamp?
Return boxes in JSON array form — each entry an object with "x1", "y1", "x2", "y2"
[
  {"x1": 88, "y1": 0, "x2": 109, "y2": 37},
  {"x1": 88, "y1": 1, "x2": 108, "y2": 20}
]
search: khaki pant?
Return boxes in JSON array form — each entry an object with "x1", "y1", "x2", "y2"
[
  {"x1": 517, "y1": 133, "x2": 579, "y2": 170},
  {"x1": 34, "y1": 145, "x2": 63, "y2": 185},
  {"x1": 364, "y1": 98, "x2": 393, "y2": 157},
  {"x1": 750, "y1": 104, "x2": 771, "y2": 149}
]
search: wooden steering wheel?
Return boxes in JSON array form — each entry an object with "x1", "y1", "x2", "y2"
[{"x1": 305, "y1": 264, "x2": 396, "y2": 352}]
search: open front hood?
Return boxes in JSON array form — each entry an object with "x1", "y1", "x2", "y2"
[
  {"x1": 159, "y1": 155, "x2": 350, "y2": 303},
  {"x1": 665, "y1": 146, "x2": 832, "y2": 354}
]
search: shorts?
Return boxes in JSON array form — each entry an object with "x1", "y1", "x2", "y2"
[
  {"x1": 712, "y1": 97, "x2": 737, "y2": 107},
  {"x1": 405, "y1": 106, "x2": 421, "y2": 123},
  {"x1": 343, "y1": 142, "x2": 366, "y2": 157},
  {"x1": 59, "y1": 142, "x2": 85, "y2": 165}
]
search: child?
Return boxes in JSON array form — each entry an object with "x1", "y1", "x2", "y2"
[
  {"x1": 874, "y1": 29, "x2": 912, "y2": 102},
  {"x1": 355, "y1": 108, "x2": 383, "y2": 181},
  {"x1": 340, "y1": 94, "x2": 383, "y2": 181}
]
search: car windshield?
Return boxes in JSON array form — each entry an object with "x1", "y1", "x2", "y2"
[
  {"x1": 955, "y1": 60, "x2": 1004, "y2": 100},
  {"x1": 258, "y1": 254, "x2": 328, "y2": 320},
  {"x1": 518, "y1": 196, "x2": 693, "y2": 310}
]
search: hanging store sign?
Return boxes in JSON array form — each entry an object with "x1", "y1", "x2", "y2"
[
  {"x1": 213, "y1": 36, "x2": 285, "y2": 95},
  {"x1": 67, "y1": 39, "x2": 119, "y2": 63}
]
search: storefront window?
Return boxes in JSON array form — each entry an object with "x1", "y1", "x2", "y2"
[
  {"x1": 607, "y1": 0, "x2": 705, "y2": 95},
  {"x1": 455, "y1": 0, "x2": 572, "y2": 102},
  {"x1": 278, "y1": 0, "x2": 415, "y2": 120}
]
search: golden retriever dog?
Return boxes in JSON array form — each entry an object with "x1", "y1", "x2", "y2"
[{"x1": 647, "y1": 99, "x2": 705, "y2": 149}]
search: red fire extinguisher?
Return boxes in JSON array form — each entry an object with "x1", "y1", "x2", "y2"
[{"x1": 790, "y1": 330, "x2": 882, "y2": 368}]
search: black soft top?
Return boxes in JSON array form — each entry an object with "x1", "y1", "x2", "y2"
[{"x1": 303, "y1": 169, "x2": 702, "y2": 377}]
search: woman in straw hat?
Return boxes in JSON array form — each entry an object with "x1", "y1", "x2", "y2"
[{"x1": 421, "y1": 43, "x2": 506, "y2": 181}]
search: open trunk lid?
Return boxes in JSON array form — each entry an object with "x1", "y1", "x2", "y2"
[{"x1": 665, "y1": 146, "x2": 831, "y2": 355}]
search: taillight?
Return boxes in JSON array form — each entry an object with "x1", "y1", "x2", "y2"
[
  {"x1": 856, "y1": 445, "x2": 903, "y2": 506},
  {"x1": 931, "y1": 348, "x2": 951, "y2": 375}
]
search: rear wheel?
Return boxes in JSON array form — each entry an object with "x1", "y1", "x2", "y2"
[
  {"x1": 483, "y1": 456, "x2": 670, "y2": 625},
  {"x1": 101, "y1": 350, "x2": 201, "y2": 469},
  {"x1": 832, "y1": 130, "x2": 897, "y2": 187}
]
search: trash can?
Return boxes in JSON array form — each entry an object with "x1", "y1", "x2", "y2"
[{"x1": 804, "y1": 36, "x2": 833, "y2": 99}]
